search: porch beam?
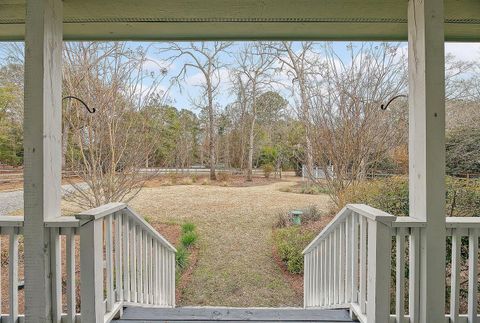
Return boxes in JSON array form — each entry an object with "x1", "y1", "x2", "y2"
[
  {"x1": 23, "y1": 0, "x2": 63, "y2": 321},
  {"x1": 407, "y1": 0, "x2": 446, "y2": 322}
]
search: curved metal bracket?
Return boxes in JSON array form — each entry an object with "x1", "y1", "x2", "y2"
[
  {"x1": 380, "y1": 94, "x2": 407, "y2": 110},
  {"x1": 62, "y1": 96, "x2": 96, "y2": 113}
]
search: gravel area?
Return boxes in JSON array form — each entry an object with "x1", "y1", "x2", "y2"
[{"x1": 0, "y1": 183, "x2": 87, "y2": 216}]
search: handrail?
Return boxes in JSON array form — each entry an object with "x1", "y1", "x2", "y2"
[
  {"x1": 76, "y1": 202, "x2": 127, "y2": 222},
  {"x1": 303, "y1": 204, "x2": 396, "y2": 254},
  {"x1": 125, "y1": 206, "x2": 177, "y2": 252}
]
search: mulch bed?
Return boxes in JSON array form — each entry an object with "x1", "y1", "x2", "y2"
[{"x1": 271, "y1": 244, "x2": 304, "y2": 300}]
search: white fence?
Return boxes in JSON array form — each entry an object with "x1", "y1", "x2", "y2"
[
  {"x1": 303, "y1": 204, "x2": 480, "y2": 323},
  {"x1": 0, "y1": 203, "x2": 176, "y2": 323}
]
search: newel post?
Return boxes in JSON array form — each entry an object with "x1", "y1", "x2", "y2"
[
  {"x1": 366, "y1": 220, "x2": 391, "y2": 322},
  {"x1": 79, "y1": 217, "x2": 105, "y2": 322},
  {"x1": 408, "y1": 0, "x2": 446, "y2": 321}
]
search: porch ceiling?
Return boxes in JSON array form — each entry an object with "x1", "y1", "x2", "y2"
[{"x1": 0, "y1": 0, "x2": 479, "y2": 41}]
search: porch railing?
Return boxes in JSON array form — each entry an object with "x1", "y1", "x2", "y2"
[
  {"x1": 303, "y1": 204, "x2": 480, "y2": 323},
  {"x1": 0, "y1": 202, "x2": 176, "y2": 323}
]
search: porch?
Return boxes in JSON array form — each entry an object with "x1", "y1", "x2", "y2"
[{"x1": 0, "y1": 0, "x2": 479, "y2": 322}]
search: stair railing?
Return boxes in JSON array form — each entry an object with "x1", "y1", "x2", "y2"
[{"x1": 303, "y1": 204, "x2": 480, "y2": 323}]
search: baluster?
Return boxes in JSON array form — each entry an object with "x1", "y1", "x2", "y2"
[
  {"x1": 317, "y1": 241, "x2": 325, "y2": 306},
  {"x1": 409, "y1": 227, "x2": 420, "y2": 323},
  {"x1": 311, "y1": 251, "x2": 315, "y2": 306},
  {"x1": 143, "y1": 232, "x2": 149, "y2": 303},
  {"x1": 153, "y1": 240, "x2": 158, "y2": 305},
  {"x1": 322, "y1": 239, "x2": 327, "y2": 307},
  {"x1": 115, "y1": 212, "x2": 123, "y2": 303},
  {"x1": 8, "y1": 227, "x2": 19, "y2": 323},
  {"x1": 106, "y1": 214, "x2": 114, "y2": 312},
  {"x1": 396, "y1": 228, "x2": 406, "y2": 323},
  {"x1": 359, "y1": 216, "x2": 367, "y2": 314},
  {"x1": 339, "y1": 222, "x2": 345, "y2": 304},
  {"x1": 328, "y1": 234, "x2": 333, "y2": 305},
  {"x1": 351, "y1": 213, "x2": 359, "y2": 303},
  {"x1": 123, "y1": 213, "x2": 130, "y2": 301},
  {"x1": 149, "y1": 237, "x2": 154, "y2": 304},
  {"x1": 160, "y1": 246, "x2": 165, "y2": 306},
  {"x1": 66, "y1": 228, "x2": 76, "y2": 323},
  {"x1": 137, "y1": 226, "x2": 143, "y2": 302},
  {"x1": 170, "y1": 251, "x2": 175, "y2": 306},
  {"x1": 131, "y1": 223, "x2": 137, "y2": 302},
  {"x1": 345, "y1": 216, "x2": 352, "y2": 303},
  {"x1": 333, "y1": 228, "x2": 339, "y2": 304},
  {"x1": 316, "y1": 246, "x2": 321, "y2": 307},
  {"x1": 450, "y1": 229, "x2": 462, "y2": 323},
  {"x1": 304, "y1": 254, "x2": 310, "y2": 307},
  {"x1": 50, "y1": 227, "x2": 62, "y2": 323},
  {"x1": 468, "y1": 229, "x2": 478, "y2": 323}
]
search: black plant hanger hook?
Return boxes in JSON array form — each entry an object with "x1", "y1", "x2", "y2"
[
  {"x1": 380, "y1": 94, "x2": 408, "y2": 111},
  {"x1": 62, "y1": 95, "x2": 96, "y2": 113}
]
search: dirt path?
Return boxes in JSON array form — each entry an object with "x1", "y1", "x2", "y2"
[{"x1": 129, "y1": 179, "x2": 331, "y2": 307}]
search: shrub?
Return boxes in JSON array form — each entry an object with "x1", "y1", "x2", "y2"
[
  {"x1": 175, "y1": 247, "x2": 189, "y2": 270},
  {"x1": 217, "y1": 172, "x2": 230, "y2": 181},
  {"x1": 181, "y1": 222, "x2": 196, "y2": 234},
  {"x1": 302, "y1": 205, "x2": 323, "y2": 223},
  {"x1": 180, "y1": 177, "x2": 193, "y2": 185},
  {"x1": 181, "y1": 231, "x2": 198, "y2": 248},
  {"x1": 273, "y1": 227, "x2": 316, "y2": 274},
  {"x1": 340, "y1": 176, "x2": 480, "y2": 217},
  {"x1": 274, "y1": 211, "x2": 289, "y2": 228},
  {"x1": 263, "y1": 164, "x2": 275, "y2": 178}
]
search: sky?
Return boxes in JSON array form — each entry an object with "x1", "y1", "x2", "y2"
[
  {"x1": 136, "y1": 41, "x2": 480, "y2": 111},
  {"x1": 1, "y1": 41, "x2": 479, "y2": 113}
]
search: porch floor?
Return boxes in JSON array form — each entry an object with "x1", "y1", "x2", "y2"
[{"x1": 114, "y1": 307, "x2": 357, "y2": 322}]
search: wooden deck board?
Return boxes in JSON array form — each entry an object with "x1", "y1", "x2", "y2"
[{"x1": 114, "y1": 307, "x2": 357, "y2": 322}]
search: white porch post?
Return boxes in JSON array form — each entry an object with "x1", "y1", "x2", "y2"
[
  {"x1": 408, "y1": 0, "x2": 446, "y2": 322},
  {"x1": 23, "y1": 0, "x2": 63, "y2": 321}
]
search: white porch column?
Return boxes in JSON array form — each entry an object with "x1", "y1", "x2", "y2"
[
  {"x1": 408, "y1": 0, "x2": 446, "y2": 322},
  {"x1": 24, "y1": 0, "x2": 63, "y2": 321}
]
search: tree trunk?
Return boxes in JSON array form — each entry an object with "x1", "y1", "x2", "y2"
[
  {"x1": 207, "y1": 82, "x2": 216, "y2": 180},
  {"x1": 246, "y1": 83, "x2": 257, "y2": 182},
  {"x1": 246, "y1": 117, "x2": 255, "y2": 181}
]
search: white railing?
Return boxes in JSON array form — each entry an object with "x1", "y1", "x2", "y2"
[
  {"x1": 303, "y1": 204, "x2": 480, "y2": 323},
  {"x1": 0, "y1": 202, "x2": 176, "y2": 323}
]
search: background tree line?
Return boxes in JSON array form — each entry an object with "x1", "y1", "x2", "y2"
[{"x1": 0, "y1": 41, "x2": 479, "y2": 207}]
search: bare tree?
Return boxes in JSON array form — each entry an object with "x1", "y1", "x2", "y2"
[
  {"x1": 160, "y1": 42, "x2": 232, "y2": 180},
  {"x1": 233, "y1": 43, "x2": 276, "y2": 181},
  {"x1": 269, "y1": 41, "x2": 318, "y2": 183},
  {"x1": 63, "y1": 42, "x2": 167, "y2": 208},
  {"x1": 310, "y1": 43, "x2": 408, "y2": 205}
]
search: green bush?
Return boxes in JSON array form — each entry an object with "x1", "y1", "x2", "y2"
[
  {"x1": 181, "y1": 222, "x2": 196, "y2": 234},
  {"x1": 273, "y1": 227, "x2": 316, "y2": 274},
  {"x1": 340, "y1": 176, "x2": 480, "y2": 217},
  {"x1": 181, "y1": 231, "x2": 198, "y2": 248},
  {"x1": 175, "y1": 246, "x2": 189, "y2": 270}
]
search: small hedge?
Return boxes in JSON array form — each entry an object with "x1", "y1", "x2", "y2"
[
  {"x1": 273, "y1": 226, "x2": 316, "y2": 274},
  {"x1": 340, "y1": 175, "x2": 480, "y2": 217}
]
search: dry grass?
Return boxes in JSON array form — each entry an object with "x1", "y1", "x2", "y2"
[{"x1": 129, "y1": 176, "x2": 332, "y2": 307}]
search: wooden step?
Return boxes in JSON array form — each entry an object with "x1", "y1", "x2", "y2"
[{"x1": 114, "y1": 307, "x2": 357, "y2": 322}]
